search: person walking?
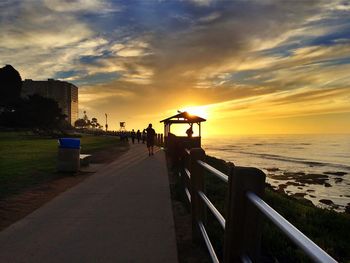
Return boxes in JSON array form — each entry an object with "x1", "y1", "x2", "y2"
[
  {"x1": 136, "y1": 129, "x2": 141, "y2": 143},
  {"x1": 131, "y1": 129, "x2": 136, "y2": 144},
  {"x1": 146, "y1": 123, "x2": 156, "y2": 156},
  {"x1": 142, "y1": 129, "x2": 147, "y2": 144}
]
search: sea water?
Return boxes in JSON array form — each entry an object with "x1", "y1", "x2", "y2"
[{"x1": 202, "y1": 134, "x2": 350, "y2": 212}]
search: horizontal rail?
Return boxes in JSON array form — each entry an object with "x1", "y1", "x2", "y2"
[
  {"x1": 246, "y1": 192, "x2": 337, "y2": 263},
  {"x1": 197, "y1": 160, "x2": 228, "y2": 183},
  {"x1": 185, "y1": 187, "x2": 191, "y2": 203},
  {"x1": 185, "y1": 148, "x2": 191, "y2": 155},
  {"x1": 241, "y1": 255, "x2": 252, "y2": 263},
  {"x1": 198, "y1": 190, "x2": 225, "y2": 229},
  {"x1": 198, "y1": 221, "x2": 220, "y2": 263},
  {"x1": 184, "y1": 168, "x2": 191, "y2": 180}
]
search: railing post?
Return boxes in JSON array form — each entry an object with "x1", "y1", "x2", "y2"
[
  {"x1": 223, "y1": 165, "x2": 266, "y2": 263},
  {"x1": 160, "y1": 134, "x2": 163, "y2": 145},
  {"x1": 189, "y1": 148, "x2": 206, "y2": 242}
]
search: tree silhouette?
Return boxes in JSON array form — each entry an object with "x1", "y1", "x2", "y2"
[
  {"x1": 0, "y1": 94, "x2": 66, "y2": 132},
  {"x1": 74, "y1": 118, "x2": 88, "y2": 128},
  {"x1": 0, "y1": 64, "x2": 22, "y2": 108}
]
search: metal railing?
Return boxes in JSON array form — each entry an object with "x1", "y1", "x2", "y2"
[{"x1": 179, "y1": 147, "x2": 337, "y2": 263}]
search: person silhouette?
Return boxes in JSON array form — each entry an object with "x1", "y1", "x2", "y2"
[
  {"x1": 142, "y1": 129, "x2": 147, "y2": 144},
  {"x1": 136, "y1": 129, "x2": 141, "y2": 143},
  {"x1": 131, "y1": 129, "x2": 136, "y2": 144},
  {"x1": 146, "y1": 123, "x2": 156, "y2": 156},
  {"x1": 186, "y1": 124, "x2": 193, "y2": 137}
]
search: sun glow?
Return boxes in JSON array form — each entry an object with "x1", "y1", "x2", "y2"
[{"x1": 182, "y1": 106, "x2": 209, "y2": 120}]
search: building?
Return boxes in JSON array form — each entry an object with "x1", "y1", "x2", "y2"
[{"x1": 22, "y1": 79, "x2": 78, "y2": 125}]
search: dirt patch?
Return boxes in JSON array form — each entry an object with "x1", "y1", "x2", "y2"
[
  {"x1": 0, "y1": 173, "x2": 89, "y2": 231},
  {"x1": 0, "y1": 145, "x2": 128, "y2": 232}
]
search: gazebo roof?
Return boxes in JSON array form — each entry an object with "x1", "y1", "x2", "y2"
[{"x1": 160, "y1": 111, "x2": 206, "y2": 124}]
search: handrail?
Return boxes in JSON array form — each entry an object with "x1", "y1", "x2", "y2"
[
  {"x1": 185, "y1": 187, "x2": 191, "y2": 203},
  {"x1": 184, "y1": 168, "x2": 191, "y2": 180},
  {"x1": 198, "y1": 221, "x2": 220, "y2": 263},
  {"x1": 180, "y1": 148, "x2": 337, "y2": 263},
  {"x1": 241, "y1": 255, "x2": 253, "y2": 263},
  {"x1": 197, "y1": 160, "x2": 228, "y2": 183},
  {"x1": 198, "y1": 190, "x2": 225, "y2": 229},
  {"x1": 246, "y1": 192, "x2": 337, "y2": 263}
]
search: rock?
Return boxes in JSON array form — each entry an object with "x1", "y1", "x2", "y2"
[
  {"x1": 293, "y1": 192, "x2": 306, "y2": 198},
  {"x1": 319, "y1": 199, "x2": 334, "y2": 206},
  {"x1": 284, "y1": 171, "x2": 306, "y2": 177},
  {"x1": 266, "y1": 167, "x2": 280, "y2": 172},
  {"x1": 306, "y1": 189, "x2": 315, "y2": 192},
  {"x1": 345, "y1": 203, "x2": 350, "y2": 214},
  {"x1": 286, "y1": 181, "x2": 305, "y2": 187},
  {"x1": 334, "y1": 178, "x2": 343, "y2": 183},
  {"x1": 324, "y1": 171, "x2": 347, "y2": 176},
  {"x1": 324, "y1": 183, "x2": 332, "y2": 187},
  {"x1": 277, "y1": 184, "x2": 287, "y2": 192}
]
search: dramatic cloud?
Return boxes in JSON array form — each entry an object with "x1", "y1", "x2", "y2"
[{"x1": 1, "y1": 0, "x2": 349, "y2": 133}]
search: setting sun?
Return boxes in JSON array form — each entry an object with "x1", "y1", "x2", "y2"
[{"x1": 181, "y1": 106, "x2": 209, "y2": 120}]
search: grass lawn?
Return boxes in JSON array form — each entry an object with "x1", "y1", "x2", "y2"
[{"x1": 0, "y1": 131, "x2": 128, "y2": 199}]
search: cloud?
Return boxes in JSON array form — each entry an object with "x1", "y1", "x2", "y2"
[
  {"x1": 43, "y1": 0, "x2": 120, "y2": 13},
  {"x1": 1, "y1": 0, "x2": 350, "y2": 132}
]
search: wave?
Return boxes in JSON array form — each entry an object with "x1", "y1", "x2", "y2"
[{"x1": 223, "y1": 150, "x2": 350, "y2": 171}]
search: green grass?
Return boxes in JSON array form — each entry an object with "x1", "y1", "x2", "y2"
[
  {"x1": 0, "y1": 132, "x2": 128, "y2": 199},
  {"x1": 175, "y1": 155, "x2": 350, "y2": 262}
]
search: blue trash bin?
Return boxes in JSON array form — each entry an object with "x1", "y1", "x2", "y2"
[
  {"x1": 57, "y1": 138, "x2": 81, "y2": 172},
  {"x1": 58, "y1": 138, "x2": 81, "y2": 149}
]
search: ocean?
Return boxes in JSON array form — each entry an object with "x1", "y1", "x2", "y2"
[{"x1": 202, "y1": 134, "x2": 350, "y2": 212}]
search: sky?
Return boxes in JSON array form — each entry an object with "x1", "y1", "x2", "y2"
[{"x1": 1, "y1": 0, "x2": 350, "y2": 136}]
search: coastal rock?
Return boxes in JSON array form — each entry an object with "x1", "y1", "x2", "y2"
[
  {"x1": 284, "y1": 171, "x2": 305, "y2": 177},
  {"x1": 319, "y1": 199, "x2": 334, "y2": 206},
  {"x1": 272, "y1": 172, "x2": 330, "y2": 185},
  {"x1": 277, "y1": 184, "x2": 287, "y2": 192},
  {"x1": 324, "y1": 183, "x2": 332, "y2": 187},
  {"x1": 293, "y1": 192, "x2": 306, "y2": 198},
  {"x1": 345, "y1": 203, "x2": 350, "y2": 214},
  {"x1": 266, "y1": 167, "x2": 280, "y2": 172},
  {"x1": 334, "y1": 178, "x2": 343, "y2": 183},
  {"x1": 324, "y1": 171, "x2": 347, "y2": 176},
  {"x1": 286, "y1": 181, "x2": 305, "y2": 187},
  {"x1": 295, "y1": 174, "x2": 328, "y2": 185}
]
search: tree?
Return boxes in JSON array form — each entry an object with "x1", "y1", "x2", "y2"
[
  {"x1": 90, "y1": 117, "x2": 102, "y2": 129},
  {"x1": 74, "y1": 118, "x2": 88, "y2": 128},
  {"x1": 0, "y1": 94, "x2": 66, "y2": 132},
  {"x1": 0, "y1": 65, "x2": 22, "y2": 108}
]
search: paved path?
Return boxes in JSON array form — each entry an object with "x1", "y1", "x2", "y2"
[{"x1": 0, "y1": 144, "x2": 178, "y2": 263}]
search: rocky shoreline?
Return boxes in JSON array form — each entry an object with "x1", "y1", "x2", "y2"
[{"x1": 265, "y1": 168, "x2": 350, "y2": 213}]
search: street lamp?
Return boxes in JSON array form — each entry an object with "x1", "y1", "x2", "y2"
[{"x1": 105, "y1": 113, "x2": 108, "y2": 131}]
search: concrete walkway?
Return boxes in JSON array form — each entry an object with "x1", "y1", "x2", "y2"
[{"x1": 0, "y1": 144, "x2": 178, "y2": 263}]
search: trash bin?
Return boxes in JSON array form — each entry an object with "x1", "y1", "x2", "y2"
[{"x1": 57, "y1": 138, "x2": 80, "y2": 172}]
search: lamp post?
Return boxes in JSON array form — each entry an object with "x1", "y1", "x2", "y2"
[{"x1": 105, "y1": 113, "x2": 108, "y2": 131}]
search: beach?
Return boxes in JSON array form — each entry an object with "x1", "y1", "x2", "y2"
[{"x1": 202, "y1": 134, "x2": 350, "y2": 212}]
